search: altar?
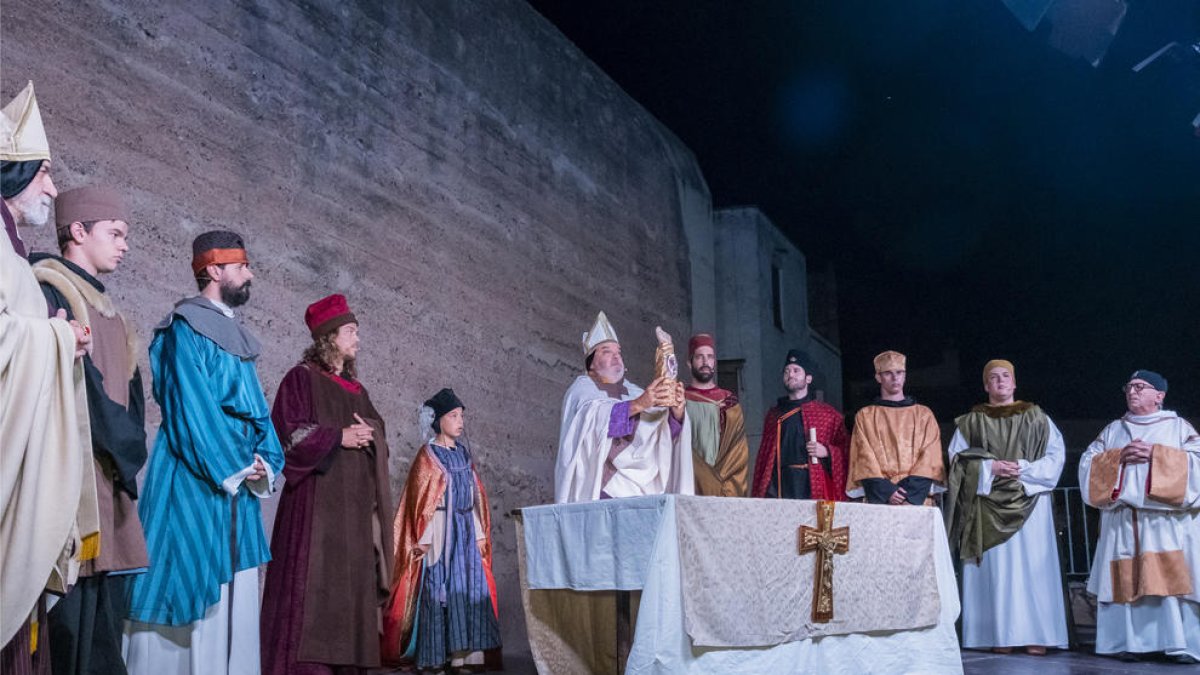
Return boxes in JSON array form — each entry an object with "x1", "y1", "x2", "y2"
[{"x1": 516, "y1": 495, "x2": 962, "y2": 674}]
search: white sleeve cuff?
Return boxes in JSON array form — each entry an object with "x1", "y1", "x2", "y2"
[
  {"x1": 221, "y1": 455, "x2": 277, "y2": 498},
  {"x1": 976, "y1": 459, "x2": 995, "y2": 495},
  {"x1": 245, "y1": 454, "x2": 276, "y2": 498},
  {"x1": 221, "y1": 465, "x2": 255, "y2": 496}
]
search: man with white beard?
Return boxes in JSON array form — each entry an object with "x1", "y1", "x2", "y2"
[
  {"x1": 1, "y1": 80, "x2": 94, "y2": 674},
  {"x1": 555, "y1": 311, "x2": 693, "y2": 503}
]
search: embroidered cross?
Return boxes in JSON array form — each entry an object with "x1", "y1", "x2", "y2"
[{"x1": 799, "y1": 500, "x2": 850, "y2": 622}]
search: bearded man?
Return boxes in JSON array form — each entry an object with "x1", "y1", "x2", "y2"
[{"x1": 124, "y1": 231, "x2": 285, "y2": 675}]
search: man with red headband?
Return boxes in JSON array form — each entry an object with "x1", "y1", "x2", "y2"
[
  {"x1": 124, "y1": 231, "x2": 285, "y2": 675},
  {"x1": 30, "y1": 186, "x2": 149, "y2": 675},
  {"x1": 261, "y1": 294, "x2": 393, "y2": 675},
  {"x1": 751, "y1": 349, "x2": 849, "y2": 500},
  {"x1": 683, "y1": 333, "x2": 748, "y2": 496}
]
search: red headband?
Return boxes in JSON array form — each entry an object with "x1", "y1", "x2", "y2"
[{"x1": 191, "y1": 248, "x2": 248, "y2": 275}]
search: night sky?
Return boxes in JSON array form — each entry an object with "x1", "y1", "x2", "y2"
[{"x1": 529, "y1": 0, "x2": 1200, "y2": 422}]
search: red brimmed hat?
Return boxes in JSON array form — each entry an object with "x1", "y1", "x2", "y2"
[{"x1": 305, "y1": 293, "x2": 357, "y2": 338}]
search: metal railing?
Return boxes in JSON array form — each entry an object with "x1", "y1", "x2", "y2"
[{"x1": 1052, "y1": 486, "x2": 1098, "y2": 581}]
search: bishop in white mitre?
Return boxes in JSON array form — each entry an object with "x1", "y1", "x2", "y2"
[{"x1": 554, "y1": 311, "x2": 693, "y2": 503}]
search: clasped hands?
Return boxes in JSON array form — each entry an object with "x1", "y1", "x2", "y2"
[
  {"x1": 1120, "y1": 439, "x2": 1153, "y2": 465},
  {"x1": 341, "y1": 413, "x2": 374, "y2": 449},
  {"x1": 629, "y1": 376, "x2": 685, "y2": 421},
  {"x1": 991, "y1": 459, "x2": 1022, "y2": 479}
]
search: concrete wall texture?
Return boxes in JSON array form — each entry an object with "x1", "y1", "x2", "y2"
[
  {"x1": 2, "y1": 0, "x2": 704, "y2": 657},
  {"x1": 714, "y1": 207, "x2": 843, "y2": 456}
]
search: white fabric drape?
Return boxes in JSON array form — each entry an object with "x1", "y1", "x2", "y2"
[{"x1": 555, "y1": 375, "x2": 693, "y2": 503}]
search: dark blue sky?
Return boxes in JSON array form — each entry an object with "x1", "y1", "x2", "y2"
[{"x1": 529, "y1": 0, "x2": 1200, "y2": 420}]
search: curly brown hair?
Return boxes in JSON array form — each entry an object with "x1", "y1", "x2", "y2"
[{"x1": 302, "y1": 331, "x2": 356, "y2": 380}]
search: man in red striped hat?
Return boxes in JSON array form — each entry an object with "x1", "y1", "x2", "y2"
[{"x1": 683, "y1": 333, "x2": 749, "y2": 496}]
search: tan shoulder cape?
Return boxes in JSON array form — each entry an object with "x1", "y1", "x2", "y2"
[{"x1": 848, "y1": 403, "x2": 944, "y2": 494}]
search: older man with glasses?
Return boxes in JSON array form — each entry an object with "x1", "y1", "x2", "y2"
[{"x1": 1080, "y1": 370, "x2": 1200, "y2": 664}]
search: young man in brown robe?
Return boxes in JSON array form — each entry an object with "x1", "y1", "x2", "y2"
[
  {"x1": 683, "y1": 333, "x2": 749, "y2": 496},
  {"x1": 847, "y1": 350, "x2": 945, "y2": 505},
  {"x1": 260, "y1": 294, "x2": 393, "y2": 675},
  {"x1": 31, "y1": 186, "x2": 149, "y2": 675}
]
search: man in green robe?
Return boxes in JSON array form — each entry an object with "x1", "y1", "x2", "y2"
[{"x1": 944, "y1": 359, "x2": 1067, "y2": 654}]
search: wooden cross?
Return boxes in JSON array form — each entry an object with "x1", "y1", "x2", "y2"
[{"x1": 799, "y1": 500, "x2": 850, "y2": 622}]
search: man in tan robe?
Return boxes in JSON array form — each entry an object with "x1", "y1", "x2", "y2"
[
  {"x1": 847, "y1": 350, "x2": 944, "y2": 505},
  {"x1": 0, "y1": 81, "x2": 95, "y2": 671},
  {"x1": 31, "y1": 186, "x2": 149, "y2": 675},
  {"x1": 684, "y1": 333, "x2": 748, "y2": 496}
]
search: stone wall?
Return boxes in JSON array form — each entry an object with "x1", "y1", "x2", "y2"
[
  {"x1": 2, "y1": 0, "x2": 704, "y2": 657},
  {"x1": 714, "y1": 207, "x2": 843, "y2": 455}
]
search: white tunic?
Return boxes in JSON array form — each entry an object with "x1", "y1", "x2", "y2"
[
  {"x1": 948, "y1": 420, "x2": 1068, "y2": 648},
  {"x1": 1079, "y1": 410, "x2": 1200, "y2": 660},
  {"x1": 123, "y1": 567, "x2": 261, "y2": 675},
  {"x1": 555, "y1": 375, "x2": 693, "y2": 503}
]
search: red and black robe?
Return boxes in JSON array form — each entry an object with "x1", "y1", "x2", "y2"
[{"x1": 751, "y1": 397, "x2": 849, "y2": 500}]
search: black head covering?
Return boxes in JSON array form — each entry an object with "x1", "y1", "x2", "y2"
[
  {"x1": 1, "y1": 160, "x2": 43, "y2": 199},
  {"x1": 192, "y1": 229, "x2": 246, "y2": 255},
  {"x1": 783, "y1": 348, "x2": 809, "y2": 371},
  {"x1": 425, "y1": 388, "x2": 465, "y2": 432},
  {"x1": 1129, "y1": 369, "x2": 1168, "y2": 392}
]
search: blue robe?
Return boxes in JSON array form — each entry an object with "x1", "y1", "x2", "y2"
[
  {"x1": 415, "y1": 442, "x2": 501, "y2": 667},
  {"x1": 128, "y1": 311, "x2": 284, "y2": 626}
]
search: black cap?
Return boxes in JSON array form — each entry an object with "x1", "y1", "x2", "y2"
[
  {"x1": 192, "y1": 230, "x2": 245, "y2": 256},
  {"x1": 425, "y1": 388, "x2": 465, "y2": 424},
  {"x1": 784, "y1": 349, "x2": 809, "y2": 370},
  {"x1": 1129, "y1": 370, "x2": 1168, "y2": 392}
]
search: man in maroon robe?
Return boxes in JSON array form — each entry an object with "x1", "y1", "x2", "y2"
[
  {"x1": 260, "y1": 294, "x2": 393, "y2": 675},
  {"x1": 751, "y1": 349, "x2": 849, "y2": 500}
]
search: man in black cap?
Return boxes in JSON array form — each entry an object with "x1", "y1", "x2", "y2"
[
  {"x1": 124, "y1": 230, "x2": 284, "y2": 675},
  {"x1": 1080, "y1": 369, "x2": 1200, "y2": 664},
  {"x1": 30, "y1": 186, "x2": 148, "y2": 675},
  {"x1": 750, "y1": 349, "x2": 850, "y2": 500}
]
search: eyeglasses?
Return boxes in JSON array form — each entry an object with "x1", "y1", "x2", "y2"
[{"x1": 1122, "y1": 382, "x2": 1156, "y2": 394}]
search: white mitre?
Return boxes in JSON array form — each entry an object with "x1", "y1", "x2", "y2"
[
  {"x1": 581, "y1": 310, "x2": 619, "y2": 356},
  {"x1": 1, "y1": 81, "x2": 51, "y2": 162}
]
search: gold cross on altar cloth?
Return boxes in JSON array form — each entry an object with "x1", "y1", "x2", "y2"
[{"x1": 798, "y1": 500, "x2": 850, "y2": 623}]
